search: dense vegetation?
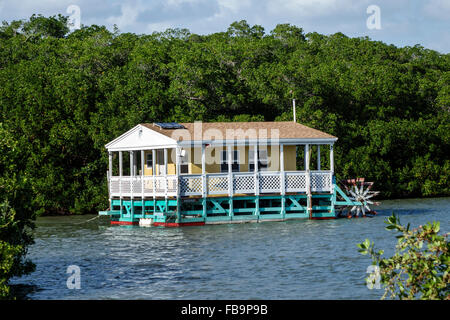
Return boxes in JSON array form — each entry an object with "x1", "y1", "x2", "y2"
[{"x1": 0, "y1": 15, "x2": 449, "y2": 217}]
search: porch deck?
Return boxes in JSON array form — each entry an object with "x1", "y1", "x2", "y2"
[{"x1": 109, "y1": 170, "x2": 333, "y2": 198}]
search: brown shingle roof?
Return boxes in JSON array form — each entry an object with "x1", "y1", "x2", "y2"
[{"x1": 141, "y1": 121, "x2": 336, "y2": 141}]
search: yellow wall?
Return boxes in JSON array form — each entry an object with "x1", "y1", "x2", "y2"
[
  {"x1": 284, "y1": 146, "x2": 297, "y2": 171},
  {"x1": 143, "y1": 145, "x2": 297, "y2": 175}
]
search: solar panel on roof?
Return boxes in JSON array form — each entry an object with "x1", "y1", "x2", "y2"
[{"x1": 153, "y1": 122, "x2": 185, "y2": 129}]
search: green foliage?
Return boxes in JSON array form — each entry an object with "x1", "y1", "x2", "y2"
[
  {"x1": 0, "y1": 201, "x2": 24, "y2": 299},
  {"x1": 358, "y1": 213, "x2": 449, "y2": 300},
  {"x1": 0, "y1": 123, "x2": 36, "y2": 299},
  {"x1": 0, "y1": 15, "x2": 449, "y2": 216}
]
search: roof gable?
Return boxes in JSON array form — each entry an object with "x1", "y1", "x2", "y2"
[{"x1": 105, "y1": 124, "x2": 178, "y2": 151}]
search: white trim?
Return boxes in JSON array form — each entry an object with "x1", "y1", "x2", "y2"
[
  {"x1": 179, "y1": 138, "x2": 337, "y2": 147},
  {"x1": 105, "y1": 124, "x2": 178, "y2": 151},
  {"x1": 248, "y1": 147, "x2": 268, "y2": 171}
]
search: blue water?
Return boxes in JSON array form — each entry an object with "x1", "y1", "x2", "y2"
[{"x1": 10, "y1": 197, "x2": 450, "y2": 299}]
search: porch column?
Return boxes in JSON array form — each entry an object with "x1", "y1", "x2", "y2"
[
  {"x1": 175, "y1": 147, "x2": 181, "y2": 223},
  {"x1": 330, "y1": 144, "x2": 334, "y2": 174},
  {"x1": 201, "y1": 144, "x2": 206, "y2": 197},
  {"x1": 108, "y1": 152, "x2": 113, "y2": 179},
  {"x1": 164, "y1": 148, "x2": 168, "y2": 198},
  {"x1": 119, "y1": 151, "x2": 123, "y2": 176},
  {"x1": 108, "y1": 151, "x2": 113, "y2": 210},
  {"x1": 141, "y1": 150, "x2": 145, "y2": 210},
  {"x1": 305, "y1": 144, "x2": 312, "y2": 218},
  {"x1": 227, "y1": 144, "x2": 233, "y2": 196},
  {"x1": 280, "y1": 144, "x2": 285, "y2": 196},
  {"x1": 152, "y1": 149, "x2": 156, "y2": 200},
  {"x1": 130, "y1": 151, "x2": 134, "y2": 176},
  {"x1": 130, "y1": 151, "x2": 134, "y2": 220},
  {"x1": 119, "y1": 151, "x2": 123, "y2": 216},
  {"x1": 304, "y1": 145, "x2": 307, "y2": 170},
  {"x1": 201, "y1": 144, "x2": 207, "y2": 218},
  {"x1": 119, "y1": 151, "x2": 123, "y2": 197},
  {"x1": 305, "y1": 145, "x2": 310, "y2": 171},
  {"x1": 254, "y1": 143, "x2": 259, "y2": 196},
  {"x1": 254, "y1": 143, "x2": 260, "y2": 216},
  {"x1": 133, "y1": 151, "x2": 137, "y2": 177},
  {"x1": 317, "y1": 145, "x2": 321, "y2": 171}
]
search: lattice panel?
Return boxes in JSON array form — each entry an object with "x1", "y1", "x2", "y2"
[
  {"x1": 154, "y1": 177, "x2": 166, "y2": 193},
  {"x1": 180, "y1": 176, "x2": 202, "y2": 195},
  {"x1": 166, "y1": 176, "x2": 177, "y2": 192},
  {"x1": 285, "y1": 173, "x2": 306, "y2": 192},
  {"x1": 120, "y1": 180, "x2": 131, "y2": 193},
  {"x1": 143, "y1": 178, "x2": 155, "y2": 193},
  {"x1": 311, "y1": 173, "x2": 331, "y2": 192},
  {"x1": 131, "y1": 179, "x2": 142, "y2": 194},
  {"x1": 259, "y1": 174, "x2": 281, "y2": 193},
  {"x1": 208, "y1": 176, "x2": 229, "y2": 194},
  {"x1": 110, "y1": 180, "x2": 120, "y2": 194},
  {"x1": 233, "y1": 174, "x2": 255, "y2": 193}
]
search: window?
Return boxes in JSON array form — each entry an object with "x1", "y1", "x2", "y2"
[
  {"x1": 220, "y1": 150, "x2": 240, "y2": 173},
  {"x1": 249, "y1": 149, "x2": 268, "y2": 171}
]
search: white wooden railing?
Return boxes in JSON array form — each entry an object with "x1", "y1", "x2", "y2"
[{"x1": 109, "y1": 171, "x2": 333, "y2": 198}]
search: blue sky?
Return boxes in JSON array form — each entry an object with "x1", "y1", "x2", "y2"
[{"x1": 0, "y1": 0, "x2": 449, "y2": 53}]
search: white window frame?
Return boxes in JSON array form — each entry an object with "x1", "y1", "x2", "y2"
[
  {"x1": 220, "y1": 149, "x2": 240, "y2": 173},
  {"x1": 249, "y1": 148, "x2": 268, "y2": 171}
]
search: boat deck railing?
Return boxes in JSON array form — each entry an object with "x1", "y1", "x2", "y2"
[{"x1": 109, "y1": 170, "x2": 333, "y2": 198}]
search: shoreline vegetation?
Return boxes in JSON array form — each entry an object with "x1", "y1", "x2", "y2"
[{"x1": 0, "y1": 15, "x2": 449, "y2": 218}]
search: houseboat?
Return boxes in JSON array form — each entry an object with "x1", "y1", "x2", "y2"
[{"x1": 99, "y1": 121, "x2": 372, "y2": 226}]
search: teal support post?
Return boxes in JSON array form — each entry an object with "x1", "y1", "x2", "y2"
[
  {"x1": 229, "y1": 197, "x2": 234, "y2": 218},
  {"x1": 176, "y1": 198, "x2": 181, "y2": 223},
  {"x1": 307, "y1": 195, "x2": 312, "y2": 218},
  {"x1": 142, "y1": 198, "x2": 145, "y2": 217},
  {"x1": 330, "y1": 176, "x2": 336, "y2": 217},
  {"x1": 255, "y1": 196, "x2": 260, "y2": 219},
  {"x1": 281, "y1": 195, "x2": 286, "y2": 219},
  {"x1": 202, "y1": 198, "x2": 207, "y2": 219}
]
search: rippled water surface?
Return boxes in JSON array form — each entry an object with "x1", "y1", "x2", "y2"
[{"x1": 11, "y1": 197, "x2": 450, "y2": 299}]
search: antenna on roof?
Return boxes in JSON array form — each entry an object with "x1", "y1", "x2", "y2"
[
  {"x1": 289, "y1": 89, "x2": 296, "y2": 123},
  {"x1": 292, "y1": 98, "x2": 296, "y2": 123}
]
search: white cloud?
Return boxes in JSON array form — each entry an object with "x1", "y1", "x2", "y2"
[{"x1": 107, "y1": 3, "x2": 141, "y2": 29}]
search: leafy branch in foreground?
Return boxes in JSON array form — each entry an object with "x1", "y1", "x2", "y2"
[{"x1": 358, "y1": 213, "x2": 449, "y2": 300}]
